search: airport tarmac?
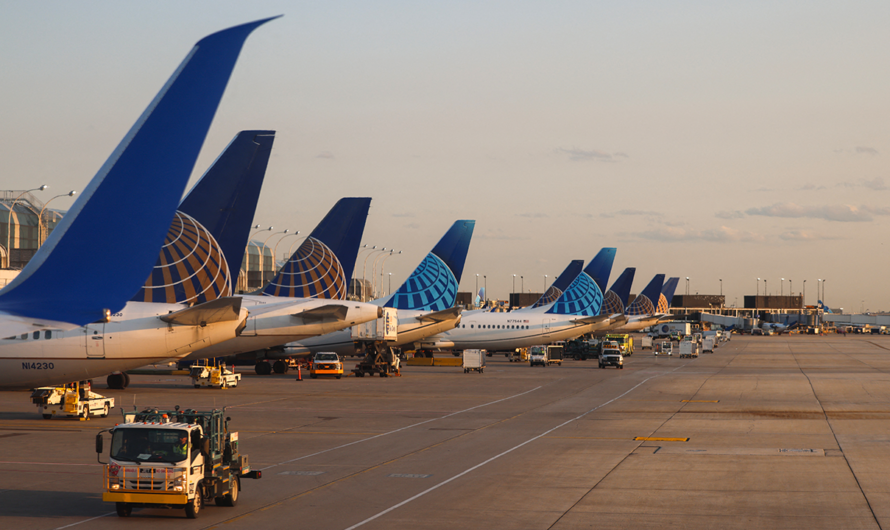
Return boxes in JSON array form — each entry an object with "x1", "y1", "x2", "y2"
[{"x1": 2, "y1": 334, "x2": 890, "y2": 529}]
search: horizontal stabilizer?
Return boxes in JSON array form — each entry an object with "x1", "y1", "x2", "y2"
[
  {"x1": 570, "y1": 314, "x2": 615, "y2": 326},
  {"x1": 295, "y1": 304, "x2": 349, "y2": 321},
  {"x1": 416, "y1": 307, "x2": 462, "y2": 323},
  {"x1": 160, "y1": 297, "x2": 243, "y2": 326}
]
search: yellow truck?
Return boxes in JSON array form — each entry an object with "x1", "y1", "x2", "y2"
[{"x1": 604, "y1": 334, "x2": 634, "y2": 356}]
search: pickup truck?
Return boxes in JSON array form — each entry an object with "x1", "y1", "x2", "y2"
[{"x1": 599, "y1": 344, "x2": 624, "y2": 369}]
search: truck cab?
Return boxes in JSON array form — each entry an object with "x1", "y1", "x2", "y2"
[
  {"x1": 310, "y1": 352, "x2": 343, "y2": 379},
  {"x1": 98, "y1": 407, "x2": 260, "y2": 519},
  {"x1": 529, "y1": 345, "x2": 549, "y2": 367}
]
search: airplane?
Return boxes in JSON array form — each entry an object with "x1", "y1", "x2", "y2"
[
  {"x1": 600, "y1": 274, "x2": 667, "y2": 334},
  {"x1": 519, "y1": 260, "x2": 585, "y2": 310},
  {"x1": 600, "y1": 267, "x2": 636, "y2": 317},
  {"x1": 263, "y1": 220, "x2": 477, "y2": 369},
  {"x1": 419, "y1": 248, "x2": 620, "y2": 352},
  {"x1": 176, "y1": 198, "x2": 385, "y2": 373},
  {"x1": 0, "y1": 18, "x2": 278, "y2": 389}
]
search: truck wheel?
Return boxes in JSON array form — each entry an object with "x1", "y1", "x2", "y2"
[
  {"x1": 185, "y1": 491, "x2": 202, "y2": 519},
  {"x1": 222, "y1": 476, "x2": 240, "y2": 507},
  {"x1": 102, "y1": 403, "x2": 109, "y2": 417},
  {"x1": 116, "y1": 502, "x2": 132, "y2": 517},
  {"x1": 336, "y1": 375, "x2": 341, "y2": 379},
  {"x1": 82, "y1": 407, "x2": 90, "y2": 420}
]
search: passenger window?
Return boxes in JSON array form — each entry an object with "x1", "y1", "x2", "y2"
[
  {"x1": 470, "y1": 325, "x2": 474, "y2": 329},
  {"x1": 33, "y1": 331, "x2": 40, "y2": 340},
  {"x1": 45, "y1": 330, "x2": 52, "y2": 339},
  {"x1": 20, "y1": 334, "x2": 27, "y2": 340}
]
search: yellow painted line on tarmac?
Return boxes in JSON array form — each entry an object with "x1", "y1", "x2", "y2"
[
  {"x1": 682, "y1": 400, "x2": 719, "y2": 403},
  {"x1": 240, "y1": 431, "x2": 381, "y2": 435},
  {"x1": 545, "y1": 436, "x2": 635, "y2": 440},
  {"x1": 634, "y1": 437, "x2": 689, "y2": 442}
]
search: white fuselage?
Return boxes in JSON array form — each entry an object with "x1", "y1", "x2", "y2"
[
  {"x1": 607, "y1": 314, "x2": 667, "y2": 334},
  {"x1": 0, "y1": 301, "x2": 248, "y2": 389},
  {"x1": 275, "y1": 309, "x2": 460, "y2": 358},
  {"x1": 180, "y1": 295, "x2": 381, "y2": 360},
  {"x1": 425, "y1": 308, "x2": 617, "y2": 351}
]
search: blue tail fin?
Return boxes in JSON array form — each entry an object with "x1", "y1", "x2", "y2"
[
  {"x1": 626, "y1": 274, "x2": 665, "y2": 316},
  {"x1": 384, "y1": 220, "x2": 475, "y2": 311},
  {"x1": 602, "y1": 267, "x2": 635, "y2": 315},
  {"x1": 657, "y1": 277, "x2": 680, "y2": 313},
  {"x1": 818, "y1": 300, "x2": 832, "y2": 313},
  {"x1": 529, "y1": 260, "x2": 584, "y2": 309},
  {"x1": 133, "y1": 131, "x2": 275, "y2": 304},
  {"x1": 0, "y1": 18, "x2": 277, "y2": 325},
  {"x1": 545, "y1": 269, "x2": 604, "y2": 317},
  {"x1": 263, "y1": 198, "x2": 371, "y2": 299},
  {"x1": 583, "y1": 248, "x2": 617, "y2": 293}
]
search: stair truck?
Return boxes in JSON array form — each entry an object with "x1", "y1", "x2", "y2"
[{"x1": 97, "y1": 406, "x2": 261, "y2": 519}]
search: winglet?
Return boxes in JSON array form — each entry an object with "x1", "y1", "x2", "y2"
[
  {"x1": 383, "y1": 220, "x2": 475, "y2": 311},
  {"x1": 262, "y1": 198, "x2": 371, "y2": 299},
  {"x1": 0, "y1": 17, "x2": 278, "y2": 325}
]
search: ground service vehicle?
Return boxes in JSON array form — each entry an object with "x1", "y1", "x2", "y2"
[
  {"x1": 510, "y1": 347, "x2": 529, "y2": 362},
  {"x1": 189, "y1": 360, "x2": 241, "y2": 389},
  {"x1": 529, "y1": 345, "x2": 549, "y2": 367},
  {"x1": 98, "y1": 406, "x2": 261, "y2": 519},
  {"x1": 599, "y1": 344, "x2": 624, "y2": 369},
  {"x1": 702, "y1": 337, "x2": 715, "y2": 353},
  {"x1": 565, "y1": 338, "x2": 597, "y2": 360},
  {"x1": 605, "y1": 334, "x2": 634, "y2": 356},
  {"x1": 679, "y1": 340, "x2": 700, "y2": 358},
  {"x1": 547, "y1": 344, "x2": 564, "y2": 365},
  {"x1": 640, "y1": 335, "x2": 654, "y2": 350},
  {"x1": 31, "y1": 381, "x2": 114, "y2": 420},
  {"x1": 655, "y1": 341, "x2": 672, "y2": 356},
  {"x1": 310, "y1": 352, "x2": 343, "y2": 379},
  {"x1": 462, "y1": 349, "x2": 485, "y2": 373}
]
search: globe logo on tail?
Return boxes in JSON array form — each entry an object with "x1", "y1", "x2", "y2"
[
  {"x1": 601, "y1": 290, "x2": 625, "y2": 315},
  {"x1": 134, "y1": 211, "x2": 232, "y2": 304},
  {"x1": 262, "y1": 237, "x2": 346, "y2": 299},
  {"x1": 546, "y1": 273, "x2": 603, "y2": 316},
  {"x1": 386, "y1": 253, "x2": 457, "y2": 311}
]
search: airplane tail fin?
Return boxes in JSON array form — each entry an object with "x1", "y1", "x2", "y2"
[
  {"x1": 383, "y1": 220, "x2": 475, "y2": 311},
  {"x1": 133, "y1": 130, "x2": 275, "y2": 305},
  {"x1": 818, "y1": 300, "x2": 833, "y2": 313},
  {"x1": 626, "y1": 274, "x2": 665, "y2": 316},
  {"x1": 262, "y1": 197, "x2": 371, "y2": 299},
  {"x1": 529, "y1": 260, "x2": 584, "y2": 309},
  {"x1": 657, "y1": 277, "x2": 680, "y2": 313},
  {"x1": 0, "y1": 17, "x2": 277, "y2": 325},
  {"x1": 583, "y1": 247, "x2": 617, "y2": 294},
  {"x1": 602, "y1": 267, "x2": 635, "y2": 315},
  {"x1": 545, "y1": 259, "x2": 606, "y2": 317}
]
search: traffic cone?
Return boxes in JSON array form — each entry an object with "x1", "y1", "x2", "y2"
[{"x1": 296, "y1": 364, "x2": 302, "y2": 381}]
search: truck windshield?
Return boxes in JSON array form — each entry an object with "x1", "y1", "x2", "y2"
[
  {"x1": 315, "y1": 353, "x2": 339, "y2": 362},
  {"x1": 111, "y1": 428, "x2": 189, "y2": 464},
  {"x1": 530, "y1": 346, "x2": 545, "y2": 355}
]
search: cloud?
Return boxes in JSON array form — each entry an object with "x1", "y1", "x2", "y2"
[
  {"x1": 316, "y1": 151, "x2": 334, "y2": 159},
  {"x1": 779, "y1": 230, "x2": 842, "y2": 241},
  {"x1": 600, "y1": 209, "x2": 659, "y2": 218},
  {"x1": 516, "y1": 212, "x2": 549, "y2": 218},
  {"x1": 800, "y1": 183, "x2": 826, "y2": 191},
  {"x1": 634, "y1": 226, "x2": 765, "y2": 243},
  {"x1": 856, "y1": 146, "x2": 879, "y2": 156},
  {"x1": 556, "y1": 147, "x2": 628, "y2": 162},
  {"x1": 745, "y1": 203, "x2": 875, "y2": 222},
  {"x1": 862, "y1": 177, "x2": 887, "y2": 190},
  {"x1": 715, "y1": 210, "x2": 744, "y2": 219}
]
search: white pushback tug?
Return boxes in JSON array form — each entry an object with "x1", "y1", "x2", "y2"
[{"x1": 97, "y1": 406, "x2": 261, "y2": 518}]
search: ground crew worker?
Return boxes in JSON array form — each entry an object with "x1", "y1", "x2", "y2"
[{"x1": 173, "y1": 433, "x2": 188, "y2": 458}]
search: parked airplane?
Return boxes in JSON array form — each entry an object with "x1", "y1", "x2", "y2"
[
  {"x1": 519, "y1": 260, "x2": 584, "y2": 310},
  {"x1": 267, "y1": 220, "x2": 476, "y2": 369},
  {"x1": 0, "y1": 18, "x2": 278, "y2": 389},
  {"x1": 420, "y1": 248, "x2": 619, "y2": 351},
  {"x1": 602, "y1": 274, "x2": 667, "y2": 333},
  {"x1": 177, "y1": 198, "x2": 384, "y2": 372}
]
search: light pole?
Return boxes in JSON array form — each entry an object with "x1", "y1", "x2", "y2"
[
  {"x1": 764, "y1": 279, "x2": 768, "y2": 296},
  {"x1": 37, "y1": 190, "x2": 76, "y2": 247},
  {"x1": 388, "y1": 273, "x2": 392, "y2": 297},
  {"x1": 544, "y1": 274, "x2": 548, "y2": 292},
  {"x1": 512, "y1": 274, "x2": 516, "y2": 304},
  {"x1": 371, "y1": 249, "x2": 390, "y2": 298},
  {"x1": 521, "y1": 275, "x2": 524, "y2": 293},
  {"x1": 781, "y1": 278, "x2": 784, "y2": 296},
  {"x1": 484, "y1": 275, "x2": 487, "y2": 306},
  {"x1": 6, "y1": 184, "x2": 47, "y2": 267},
  {"x1": 379, "y1": 250, "x2": 401, "y2": 298},
  {"x1": 803, "y1": 279, "x2": 806, "y2": 307},
  {"x1": 789, "y1": 279, "x2": 792, "y2": 302},
  {"x1": 275, "y1": 231, "x2": 300, "y2": 264},
  {"x1": 719, "y1": 278, "x2": 722, "y2": 296},
  {"x1": 244, "y1": 225, "x2": 271, "y2": 283},
  {"x1": 823, "y1": 279, "x2": 826, "y2": 306},
  {"x1": 360, "y1": 246, "x2": 380, "y2": 301},
  {"x1": 685, "y1": 277, "x2": 689, "y2": 296},
  {"x1": 261, "y1": 229, "x2": 288, "y2": 284},
  {"x1": 818, "y1": 279, "x2": 822, "y2": 302}
]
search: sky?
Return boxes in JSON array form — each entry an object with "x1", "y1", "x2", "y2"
[{"x1": 2, "y1": 1, "x2": 889, "y2": 313}]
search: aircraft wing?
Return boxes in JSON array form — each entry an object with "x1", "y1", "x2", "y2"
[
  {"x1": 655, "y1": 314, "x2": 676, "y2": 322},
  {"x1": 571, "y1": 314, "x2": 618, "y2": 325},
  {"x1": 416, "y1": 307, "x2": 462, "y2": 323},
  {"x1": 160, "y1": 297, "x2": 244, "y2": 326}
]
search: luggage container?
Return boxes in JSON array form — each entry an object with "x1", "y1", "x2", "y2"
[{"x1": 462, "y1": 349, "x2": 486, "y2": 373}]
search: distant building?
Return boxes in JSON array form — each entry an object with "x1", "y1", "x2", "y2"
[{"x1": 0, "y1": 190, "x2": 64, "y2": 269}]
